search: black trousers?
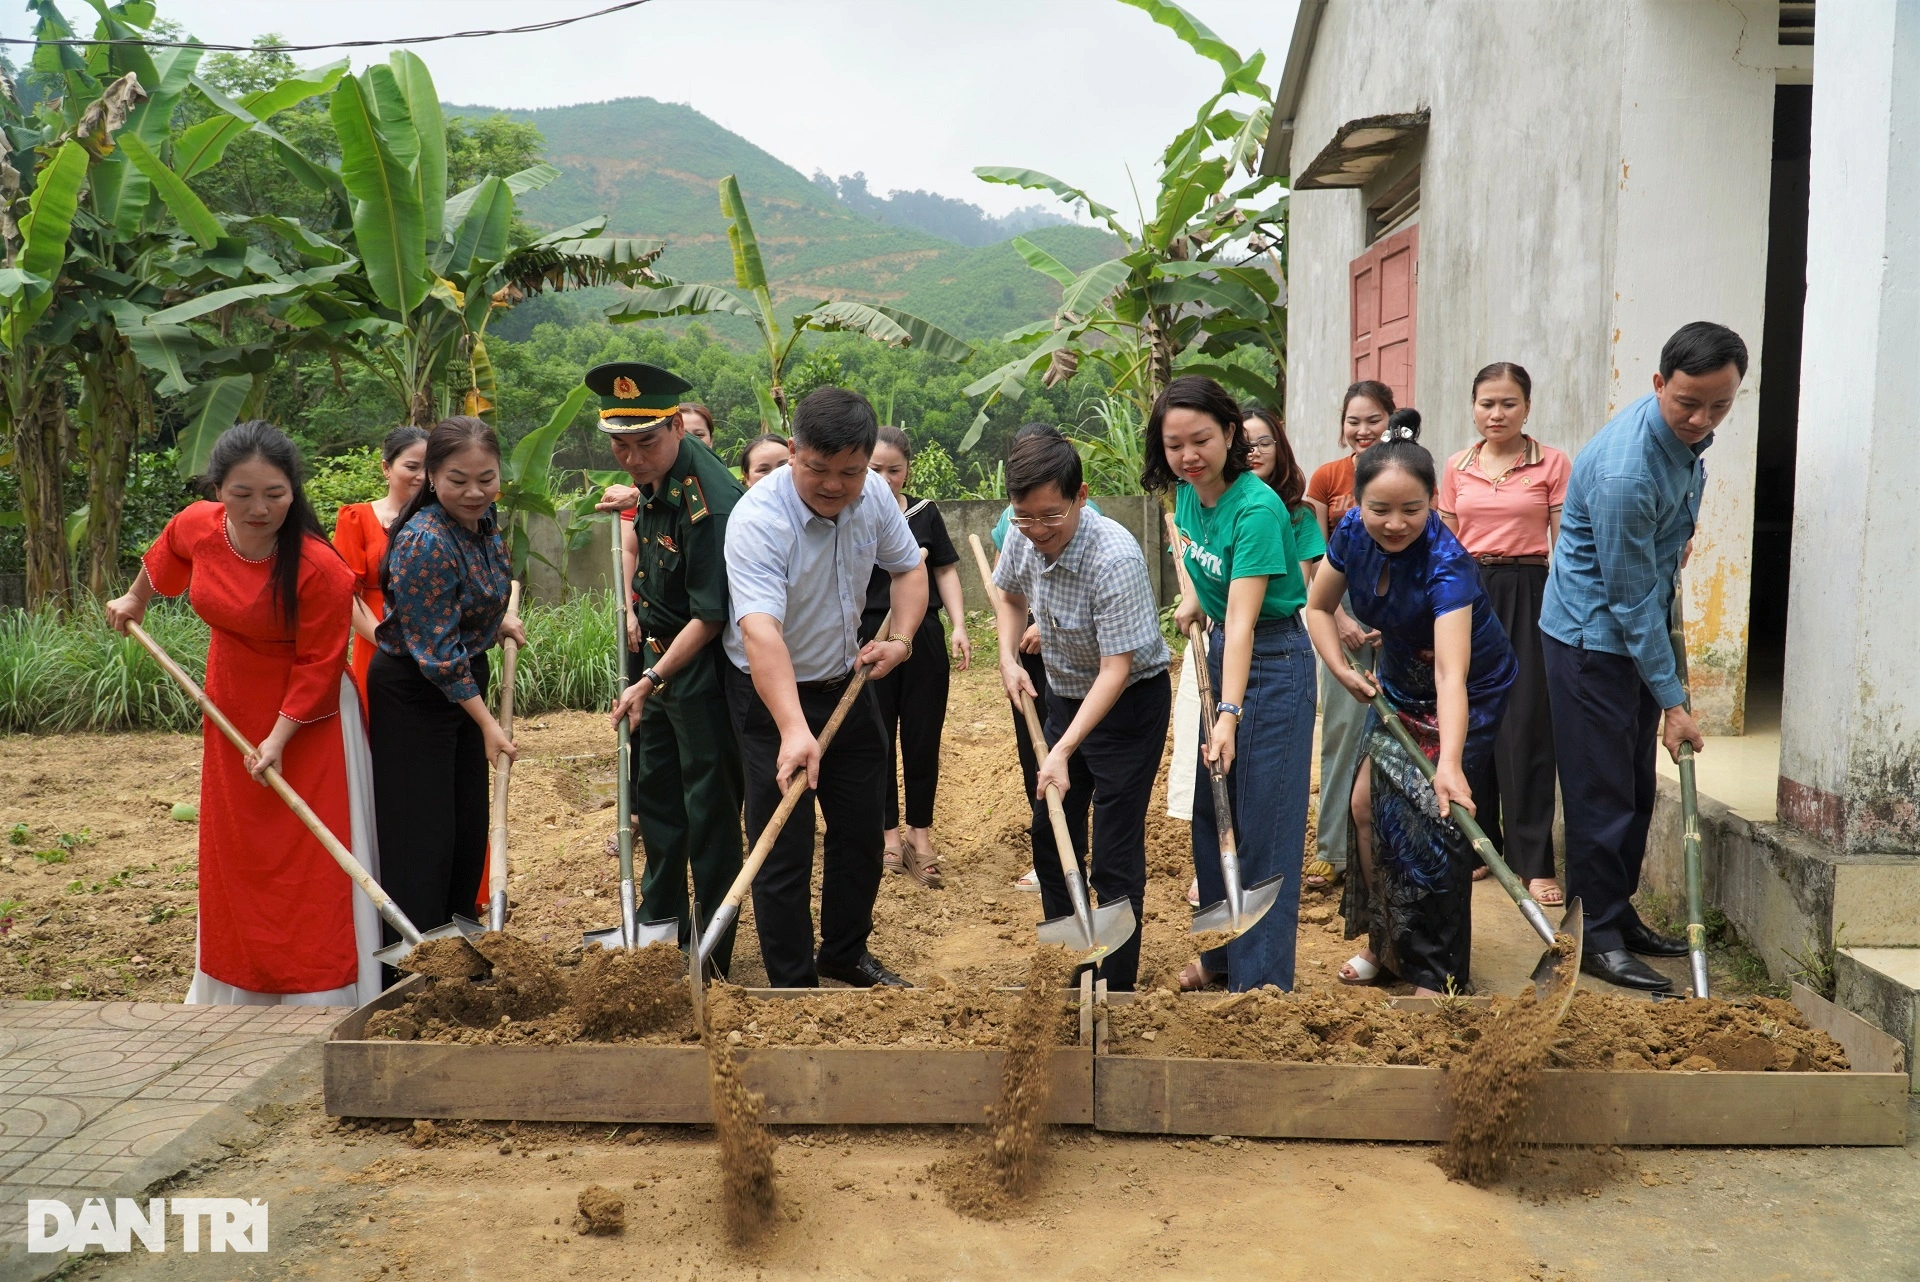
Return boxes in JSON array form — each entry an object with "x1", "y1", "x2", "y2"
[
  {"x1": 1036, "y1": 669, "x2": 1170, "y2": 991},
  {"x1": 870, "y1": 612, "x2": 950, "y2": 830},
  {"x1": 1010, "y1": 648, "x2": 1058, "y2": 873},
  {"x1": 1541, "y1": 634, "x2": 1661, "y2": 954},
  {"x1": 368, "y1": 649, "x2": 489, "y2": 956},
  {"x1": 724, "y1": 661, "x2": 887, "y2": 987},
  {"x1": 1467, "y1": 564, "x2": 1558, "y2": 880}
]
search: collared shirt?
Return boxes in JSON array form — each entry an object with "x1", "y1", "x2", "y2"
[
  {"x1": 1437, "y1": 435, "x2": 1571, "y2": 559},
  {"x1": 724, "y1": 466, "x2": 920, "y2": 682},
  {"x1": 992, "y1": 511, "x2": 1170, "y2": 699},
  {"x1": 1541, "y1": 394, "x2": 1709, "y2": 708},
  {"x1": 630, "y1": 435, "x2": 745, "y2": 645},
  {"x1": 376, "y1": 502, "x2": 510, "y2": 703}
]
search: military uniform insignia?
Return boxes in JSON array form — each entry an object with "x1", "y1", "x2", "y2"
[
  {"x1": 657, "y1": 533, "x2": 679, "y2": 554},
  {"x1": 612, "y1": 375, "x2": 639, "y2": 398},
  {"x1": 686, "y1": 476, "x2": 711, "y2": 523}
]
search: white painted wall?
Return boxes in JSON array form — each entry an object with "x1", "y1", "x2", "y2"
[
  {"x1": 1778, "y1": 0, "x2": 1920, "y2": 852},
  {"x1": 1280, "y1": 0, "x2": 1776, "y2": 733}
]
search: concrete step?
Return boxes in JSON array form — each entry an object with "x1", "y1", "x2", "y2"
[{"x1": 1835, "y1": 947, "x2": 1920, "y2": 1086}]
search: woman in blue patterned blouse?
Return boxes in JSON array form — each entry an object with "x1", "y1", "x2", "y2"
[
  {"x1": 368, "y1": 416, "x2": 526, "y2": 961},
  {"x1": 1304, "y1": 411, "x2": 1516, "y2": 996}
]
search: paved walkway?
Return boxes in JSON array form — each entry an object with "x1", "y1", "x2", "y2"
[{"x1": 0, "y1": 1000, "x2": 345, "y2": 1280}]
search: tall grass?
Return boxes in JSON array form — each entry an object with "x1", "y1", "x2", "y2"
[{"x1": 0, "y1": 591, "x2": 627, "y2": 734}]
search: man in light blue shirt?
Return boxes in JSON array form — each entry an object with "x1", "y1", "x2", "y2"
[
  {"x1": 1540, "y1": 321, "x2": 1744, "y2": 992},
  {"x1": 723, "y1": 387, "x2": 926, "y2": 989}
]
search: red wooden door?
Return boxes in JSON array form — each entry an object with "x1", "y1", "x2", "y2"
[{"x1": 1350, "y1": 223, "x2": 1418, "y2": 407}]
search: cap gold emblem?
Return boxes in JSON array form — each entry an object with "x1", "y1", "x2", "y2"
[{"x1": 613, "y1": 376, "x2": 639, "y2": 398}]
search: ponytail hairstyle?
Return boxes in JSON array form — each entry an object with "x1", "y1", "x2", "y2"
[
  {"x1": 1242, "y1": 404, "x2": 1307, "y2": 511},
  {"x1": 203, "y1": 420, "x2": 331, "y2": 634},
  {"x1": 380, "y1": 415, "x2": 503, "y2": 594},
  {"x1": 1140, "y1": 374, "x2": 1250, "y2": 491},
  {"x1": 736, "y1": 432, "x2": 789, "y2": 473},
  {"x1": 1353, "y1": 408, "x2": 1437, "y2": 498},
  {"x1": 1471, "y1": 361, "x2": 1533, "y2": 403},
  {"x1": 1340, "y1": 379, "x2": 1398, "y2": 443},
  {"x1": 875, "y1": 424, "x2": 913, "y2": 459},
  {"x1": 379, "y1": 424, "x2": 429, "y2": 465}
]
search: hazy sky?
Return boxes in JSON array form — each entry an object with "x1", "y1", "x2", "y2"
[{"x1": 9, "y1": 0, "x2": 1300, "y2": 216}]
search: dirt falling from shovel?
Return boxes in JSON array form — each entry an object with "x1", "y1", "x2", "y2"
[
  {"x1": 933, "y1": 946, "x2": 1071, "y2": 1219},
  {"x1": 1437, "y1": 933, "x2": 1575, "y2": 1187},
  {"x1": 707, "y1": 1036, "x2": 778, "y2": 1242}
]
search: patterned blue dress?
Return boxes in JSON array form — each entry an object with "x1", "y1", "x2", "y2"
[{"x1": 1326, "y1": 510, "x2": 1517, "y2": 992}]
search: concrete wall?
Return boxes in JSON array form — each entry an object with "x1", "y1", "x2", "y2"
[
  {"x1": 1777, "y1": 0, "x2": 1920, "y2": 852},
  {"x1": 519, "y1": 496, "x2": 1179, "y2": 613},
  {"x1": 1281, "y1": 0, "x2": 1777, "y2": 733}
]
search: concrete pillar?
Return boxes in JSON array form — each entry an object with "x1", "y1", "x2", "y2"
[
  {"x1": 1606, "y1": 0, "x2": 1777, "y2": 735},
  {"x1": 1777, "y1": 0, "x2": 1920, "y2": 852}
]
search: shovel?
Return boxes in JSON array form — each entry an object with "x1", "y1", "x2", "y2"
[
  {"x1": 1364, "y1": 683, "x2": 1580, "y2": 987},
  {"x1": 1163, "y1": 515, "x2": 1284, "y2": 941},
  {"x1": 1669, "y1": 593, "x2": 1711, "y2": 998},
  {"x1": 483, "y1": 581, "x2": 523, "y2": 934},
  {"x1": 967, "y1": 534, "x2": 1135, "y2": 967},
  {"x1": 123, "y1": 621, "x2": 483, "y2": 976},
  {"x1": 585, "y1": 514, "x2": 678, "y2": 952},
  {"x1": 689, "y1": 610, "x2": 897, "y2": 1032}
]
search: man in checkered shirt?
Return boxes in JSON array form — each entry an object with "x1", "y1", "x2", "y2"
[
  {"x1": 1541, "y1": 321, "x2": 1746, "y2": 992},
  {"x1": 993, "y1": 427, "x2": 1170, "y2": 990}
]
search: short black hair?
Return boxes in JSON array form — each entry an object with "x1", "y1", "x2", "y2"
[
  {"x1": 1353, "y1": 408, "x2": 1437, "y2": 498},
  {"x1": 791, "y1": 386, "x2": 878, "y2": 457},
  {"x1": 1006, "y1": 426, "x2": 1083, "y2": 502},
  {"x1": 1660, "y1": 322, "x2": 1749, "y2": 380},
  {"x1": 875, "y1": 425, "x2": 912, "y2": 459},
  {"x1": 1139, "y1": 375, "x2": 1250, "y2": 491}
]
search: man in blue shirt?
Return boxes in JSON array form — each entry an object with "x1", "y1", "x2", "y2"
[
  {"x1": 1540, "y1": 321, "x2": 1746, "y2": 991},
  {"x1": 724, "y1": 387, "x2": 927, "y2": 988}
]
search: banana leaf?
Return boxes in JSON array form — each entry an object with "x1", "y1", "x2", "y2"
[
  {"x1": 175, "y1": 375, "x2": 254, "y2": 477},
  {"x1": 2, "y1": 140, "x2": 88, "y2": 349},
  {"x1": 390, "y1": 52, "x2": 445, "y2": 240},
  {"x1": 175, "y1": 61, "x2": 346, "y2": 179},
  {"x1": 331, "y1": 74, "x2": 427, "y2": 319},
  {"x1": 605, "y1": 282, "x2": 759, "y2": 324},
  {"x1": 117, "y1": 133, "x2": 222, "y2": 249}
]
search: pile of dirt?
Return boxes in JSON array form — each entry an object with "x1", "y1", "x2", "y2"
[
  {"x1": 933, "y1": 947, "x2": 1072, "y2": 1219},
  {"x1": 1104, "y1": 988, "x2": 1851, "y2": 1073},
  {"x1": 707, "y1": 1037, "x2": 779, "y2": 1242},
  {"x1": 364, "y1": 940, "x2": 695, "y2": 1045},
  {"x1": 397, "y1": 936, "x2": 488, "y2": 980},
  {"x1": 705, "y1": 980, "x2": 1080, "y2": 1049},
  {"x1": 574, "y1": 1184, "x2": 625, "y2": 1235}
]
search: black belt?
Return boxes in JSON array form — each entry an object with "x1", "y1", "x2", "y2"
[
  {"x1": 795, "y1": 669, "x2": 856, "y2": 692},
  {"x1": 1476, "y1": 554, "x2": 1549, "y2": 567}
]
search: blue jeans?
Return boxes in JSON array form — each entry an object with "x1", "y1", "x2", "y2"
[{"x1": 1192, "y1": 614, "x2": 1317, "y2": 990}]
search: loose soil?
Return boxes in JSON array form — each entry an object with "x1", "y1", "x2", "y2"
[
  {"x1": 1103, "y1": 987, "x2": 1850, "y2": 1072},
  {"x1": 574, "y1": 1183, "x2": 625, "y2": 1235},
  {"x1": 707, "y1": 1035, "x2": 779, "y2": 1242}
]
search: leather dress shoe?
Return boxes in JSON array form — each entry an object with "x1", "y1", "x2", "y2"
[
  {"x1": 1622, "y1": 922, "x2": 1690, "y2": 957},
  {"x1": 1581, "y1": 948, "x2": 1674, "y2": 991},
  {"x1": 817, "y1": 952, "x2": 913, "y2": 989}
]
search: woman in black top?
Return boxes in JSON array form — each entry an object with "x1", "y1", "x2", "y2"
[{"x1": 861, "y1": 426, "x2": 970, "y2": 888}]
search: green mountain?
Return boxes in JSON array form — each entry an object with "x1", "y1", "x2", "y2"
[{"x1": 446, "y1": 96, "x2": 1118, "y2": 340}]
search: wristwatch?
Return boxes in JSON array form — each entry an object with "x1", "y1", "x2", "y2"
[
  {"x1": 886, "y1": 632, "x2": 914, "y2": 659},
  {"x1": 1215, "y1": 701, "x2": 1243, "y2": 718},
  {"x1": 641, "y1": 667, "x2": 667, "y2": 693}
]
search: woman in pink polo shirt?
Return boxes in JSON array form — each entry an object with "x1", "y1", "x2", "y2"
[{"x1": 1437, "y1": 362, "x2": 1570, "y2": 906}]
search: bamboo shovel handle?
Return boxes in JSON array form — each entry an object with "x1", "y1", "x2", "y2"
[
  {"x1": 488, "y1": 581, "x2": 522, "y2": 896},
  {"x1": 126, "y1": 621, "x2": 402, "y2": 922}
]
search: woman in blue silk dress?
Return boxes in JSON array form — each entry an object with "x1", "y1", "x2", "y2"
[{"x1": 1304, "y1": 411, "x2": 1517, "y2": 996}]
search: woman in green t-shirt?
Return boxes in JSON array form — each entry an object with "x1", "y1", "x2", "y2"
[{"x1": 1146, "y1": 376, "x2": 1317, "y2": 993}]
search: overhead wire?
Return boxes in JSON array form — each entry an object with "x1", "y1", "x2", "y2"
[{"x1": 0, "y1": 0, "x2": 654, "y2": 52}]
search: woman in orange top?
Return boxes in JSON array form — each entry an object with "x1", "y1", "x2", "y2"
[
  {"x1": 107, "y1": 422, "x2": 382, "y2": 1006},
  {"x1": 333, "y1": 426, "x2": 428, "y2": 696}
]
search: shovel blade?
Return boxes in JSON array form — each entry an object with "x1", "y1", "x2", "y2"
[
  {"x1": 1188, "y1": 873, "x2": 1286, "y2": 939},
  {"x1": 689, "y1": 900, "x2": 706, "y2": 1034},
  {"x1": 1093, "y1": 897, "x2": 1136, "y2": 954},
  {"x1": 1529, "y1": 896, "x2": 1584, "y2": 1016},
  {"x1": 374, "y1": 920, "x2": 489, "y2": 976},
  {"x1": 583, "y1": 917, "x2": 679, "y2": 951}
]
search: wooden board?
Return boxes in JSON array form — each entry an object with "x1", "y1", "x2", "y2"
[
  {"x1": 325, "y1": 977, "x2": 1092, "y2": 1125},
  {"x1": 1090, "y1": 986, "x2": 1909, "y2": 1146},
  {"x1": 1791, "y1": 981, "x2": 1907, "y2": 1076}
]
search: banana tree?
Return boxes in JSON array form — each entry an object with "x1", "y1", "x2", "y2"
[
  {"x1": 606, "y1": 174, "x2": 974, "y2": 429},
  {"x1": 957, "y1": 0, "x2": 1287, "y2": 451}
]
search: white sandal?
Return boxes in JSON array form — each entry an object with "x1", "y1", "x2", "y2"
[
  {"x1": 1186, "y1": 877, "x2": 1201, "y2": 908},
  {"x1": 1015, "y1": 868, "x2": 1040, "y2": 892},
  {"x1": 1339, "y1": 953, "x2": 1381, "y2": 986}
]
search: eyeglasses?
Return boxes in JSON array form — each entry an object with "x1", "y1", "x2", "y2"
[
  {"x1": 1008, "y1": 512, "x2": 1071, "y2": 529},
  {"x1": 1247, "y1": 437, "x2": 1277, "y2": 450}
]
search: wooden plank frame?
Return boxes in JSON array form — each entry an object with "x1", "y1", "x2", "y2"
[
  {"x1": 1089, "y1": 983, "x2": 1909, "y2": 1146},
  {"x1": 325, "y1": 971, "x2": 1095, "y2": 1125}
]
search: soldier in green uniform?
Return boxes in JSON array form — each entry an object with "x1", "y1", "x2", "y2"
[{"x1": 591, "y1": 362, "x2": 749, "y2": 974}]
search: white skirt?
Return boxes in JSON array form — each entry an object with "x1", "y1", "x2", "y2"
[
  {"x1": 1166, "y1": 639, "x2": 1203, "y2": 822},
  {"x1": 185, "y1": 674, "x2": 385, "y2": 1008}
]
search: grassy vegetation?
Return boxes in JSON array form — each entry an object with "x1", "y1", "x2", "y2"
[{"x1": 0, "y1": 591, "x2": 630, "y2": 735}]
